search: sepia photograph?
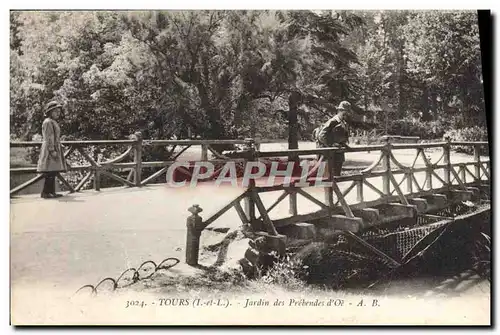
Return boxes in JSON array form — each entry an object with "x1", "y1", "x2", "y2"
[{"x1": 9, "y1": 8, "x2": 491, "y2": 325}]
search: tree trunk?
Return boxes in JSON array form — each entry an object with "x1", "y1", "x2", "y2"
[
  {"x1": 196, "y1": 82, "x2": 224, "y2": 139},
  {"x1": 462, "y1": 81, "x2": 469, "y2": 124},
  {"x1": 288, "y1": 92, "x2": 301, "y2": 150},
  {"x1": 430, "y1": 88, "x2": 438, "y2": 121},
  {"x1": 234, "y1": 95, "x2": 249, "y2": 129},
  {"x1": 421, "y1": 86, "x2": 431, "y2": 121}
]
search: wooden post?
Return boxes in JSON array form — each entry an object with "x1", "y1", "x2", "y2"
[
  {"x1": 356, "y1": 178, "x2": 364, "y2": 203},
  {"x1": 382, "y1": 138, "x2": 391, "y2": 196},
  {"x1": 186, "y1": 204, "x2": 203, "y2": 266},
  {"x1": 288, "y1": 149, "x2": 298, "y2": 216},
  {"x1": 474, "y1": 144, "x2": 481, "y2": 185},
  {"x1": 426, "y1": 166, "x2": 433, "y2": 190},
  {"x1": 460, "y1": 165, "x2": 466, "y2": 184},
  {"x1": 289, "y1": 189, "x2": 298, "y2": 216},
  {"x1": 201, "y1": 144, "x2": 208, "y2": 161},
  {"x1": 406, "y1": 171, "x2": 412, "y2": 194},
  {"x1": 94, "y1": 168, "x2": 101, "y2": 191},
  {"x1": 324, "y1": 151, "x2": 334, "y2": 209},
  {"x1": 93, "y1": 147, "x2": 101, "y2": 191},
  {"x1": 443, "y1": 136, "x2": 451, "y2": 188},
  {"x1": 244, "y1": 138, "x2": 256, "y2": 226},
  {"x1": 133, "y1": 132, "x2": 143, "y2": 187}
]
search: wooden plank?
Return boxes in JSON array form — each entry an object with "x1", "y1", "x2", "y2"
[
  {"x1": 450, "y1": 166, "x2": 467, "y2": 190},
  {"x1": 56, "y1": 173, "x2": 76, "y2": 193},
  {"x1": 256, "y1": 145, "x2": 385, "y2": 158},
  {"x1": 463, "y1": 165, "x2": 477, "y2": 181},
  {"x1": 140, "y1": 166, "x2": 170, "y2": 186},
  {"x1": 356, "y1": 180, "x2": 364, "y2": 203},
  {"x1": 202, "y1": 191, "x2": 249, "y2": 229},
  {"x1": 334, "y1": 181, "x2": 357, "y2": 206},
  {"x1": 411, "y1": 174, "x2": 423, "y2": 192},
  {"x1": 272, "y1": 209, "x2": 330, "y2": 228},
  {"x1": 146, "y1": 139, "x2": 248, "y2": 146},
  {"x1": 10, "y1": 142, "x2": 43, "y2": 147},
  {"x1": 361, "y1": 152, "x2": 384, "y2": 173},
  {"x1": 406, "y1": 172, "x2": 413, "y2": 194},
  {"x1": 63, "y1": 146, "x2": 76, "y2": 158},
  {"x1": 480, "y1": 163, "x2": 490, "y2": 180},
  {"x1": 234, "y1": 201, "x2": 250, "y2": 225},
  {"x1": 289, "y1": 190, "x2": 298, "y2": 215},
  {"x1": 100, "y1": 146, "x2": 134, "y2": 165},
  {"x1": 391, "y1": 142, "x2": 446, "y2": 150},
  {"x1": 256, "y1": 190, "x2": 289, "y2": 220},
  {"x1": 388, "y1": 173, "x2": 409, "y2": 205},
  {"x1": 101, "y1": 170, "x2": 135, "y2": 187},
  {"x1": 451, "y1": 141, "x2": 489, "y2": 146},
  {"x1": 331, "y1": 180, "x2": 354, "y2": 218},
  {"x1": 430, "y1": 169, "x2": 446, "y2": 185},
  {"x1": 363, "y1": 179, "x2": 385, "y2": 197},
  {"x1": 296, "y1": 188, "x2": 329, "y2": 209},
  {"x1": 75, "y1": 171, "x2": 93, "y2": 192},
  {"x1": 343, "y1": 231, "x2": 401, "y2": 268},
  {"x1": 411, "y1": 148, "x2": 422, "y2": 168},
  {"x1": 77, "y1": 147, "x2": 99, "y2": 167},
  {"x1": 252, "y1": 191, "x2": 279, "y2": 236},
  {"x1": 10, "y1": 174, "x2": 45, "y2": 196},
  {"x1": 201, "y1": 144, "x2": 208, "y2": 161},
  {"x1": 171, "y1": 145, "x2": 192, "y2": 161}
]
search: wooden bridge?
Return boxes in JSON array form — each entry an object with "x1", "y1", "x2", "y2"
[{"x1": 10, "y1": 135, "x2": 490, "y2": 268}]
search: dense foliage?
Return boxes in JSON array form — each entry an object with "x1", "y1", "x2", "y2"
[{"x1": 10, "y1": 10, "x2": 487, "y2": 149}]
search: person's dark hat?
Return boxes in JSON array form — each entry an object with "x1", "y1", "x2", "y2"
[{"x1": 44, "y1": 101, "x2": 63, "y2": 117}]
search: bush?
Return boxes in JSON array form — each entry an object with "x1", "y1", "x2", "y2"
[
  {"x1": 255, "y1": 253, "x2": 308, "y2": 290},
  {"x1": 444, "y1": 126, "x2": 489, "y2": 155},
  {"x1": 385, "y1": 118, "x2": 451, "y2": 139}
]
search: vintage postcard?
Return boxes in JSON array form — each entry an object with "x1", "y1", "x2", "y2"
[{"x1": 9, "y1": 9, "x2": 491, "y2": 325}]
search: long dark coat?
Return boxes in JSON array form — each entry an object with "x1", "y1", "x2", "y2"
[{"x1": 37, "y1": 118, "x2": 68, "y2": 172}]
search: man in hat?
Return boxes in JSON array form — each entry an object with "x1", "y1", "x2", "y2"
[
  {"x1": 314, "y1": 101, "x2": 357, "y2": 177},
  {"x1": 37, "y1": 100, "x2": 67, "y2": 198}
]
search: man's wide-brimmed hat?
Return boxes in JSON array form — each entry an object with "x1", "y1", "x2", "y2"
[
  {"x1": 337, "y1": 101, "x2": 351, "y2": 111},
  {"x1": 44, "y1": 101, "x2": 63, "y2": 117}
]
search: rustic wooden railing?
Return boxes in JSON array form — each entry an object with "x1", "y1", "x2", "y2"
[
  {"x1": 196, "y1": 138, "x2": 490, "y2": 238},
  {"x1": 182, "y1": 137, "x2": 490, "y2": 265},
  {"x1": 10, "y1": 135, "x2": 489, "y2": 207},
  {"x1": 10, "y1": 134, "x2": 254, "y2": 197}
]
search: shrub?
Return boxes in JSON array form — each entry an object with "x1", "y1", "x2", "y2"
[
  {"x1": 385, "y1": 118, "x2": 451, "y2": 139},
  {"x1": 444, "y1": 126, "x2": 489, "y2": 155},
  {"x1": 255, "y1": 253, "x2": 308, "y2": 290}
]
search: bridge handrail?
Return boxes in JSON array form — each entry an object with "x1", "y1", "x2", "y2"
[
  {"x1": 10, "y1": 139, "x2": 251, "y2": 147},
  {"x1": 10, "y1": 136, "x2": 490, "y2": 197}
]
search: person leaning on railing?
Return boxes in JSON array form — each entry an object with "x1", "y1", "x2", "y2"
[
  {"x1": 313, "y1": 101, "x2": 368, "y2": 177},
  {"x1": 36, "y1": 101, "x2": 68, "y2": 199}
]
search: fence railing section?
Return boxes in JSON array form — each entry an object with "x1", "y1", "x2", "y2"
[{"x1": 10, "y1": 136, "x2": 489, "y2": 204}]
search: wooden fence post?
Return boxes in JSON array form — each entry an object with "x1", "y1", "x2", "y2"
[
  {"x1": 288, "y1": 150, "x2": 298, "y2": 216},
  {"x1": 356, "y1": 177, "x2": 364, "y2": 203},
  {"x1": 474, "y1": 144, "x2": 481, "y2": 185},
  {"x1": 382, "y1": 138, "x2": 391, "y2": 196},
  {"x1": 443, "y1": 136, "x2": 451, "y2": 188},
  {"x1": 324, "y1": 151, "x2": 334, "y2": 209},
  {"x1": 133, "y1": 131, "x2": 143, "y2": 187},
  {"x1": 93, "y1": 146, "x2": 101, "y2": 191},
  {"x1": 201, "y1": 144, "x2": 208, "y2": 161},
  {"x1": 244, "y1": 138, "x2": 256, "y2": 226}
]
